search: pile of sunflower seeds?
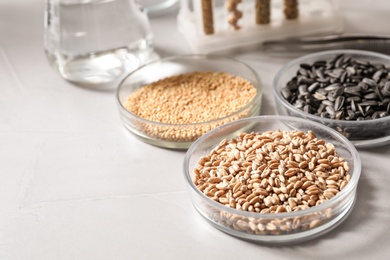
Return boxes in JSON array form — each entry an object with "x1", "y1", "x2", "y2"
[{"x1": 281, "y1": 54, "x2": 390, "y2": 121}]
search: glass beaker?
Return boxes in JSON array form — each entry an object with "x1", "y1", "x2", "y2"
[{"x1": 44, "y1": 0, "x2": 159, "y2": 90}]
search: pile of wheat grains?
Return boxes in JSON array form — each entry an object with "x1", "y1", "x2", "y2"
[{"x1": 193, "y1": 129, "x2": 351, "y2": 234}]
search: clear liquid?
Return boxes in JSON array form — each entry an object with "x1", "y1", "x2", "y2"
[{"x1": 45, "y1": 0, "x2": 158, "y2": 89}]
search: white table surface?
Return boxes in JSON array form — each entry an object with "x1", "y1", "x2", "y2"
[{"x1": 1, "y1": 0, "x2": 390, "y2": 259}]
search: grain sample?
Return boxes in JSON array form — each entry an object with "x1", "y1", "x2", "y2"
[
  {"x1": 124, "y1": 71, "x2": 257, "y2": 142},
  {"x1": 193, "y1": 130, "x2": 351, "y2": 234},
  {"x1": 202, "y1": 0, "x2": 214, "y2": 35},
  {"x1": 225, "y1": 0, "x2": 243, "y2": 30},
  {"x1": 255, "y1": 0, "x2": 271, "y2": 24},
  {"x1": 284, "y1": 0, "x2": 299, "y2": 20},
  {"x1": 281, "y1": 54, "x2": 390, "y2": 121}
]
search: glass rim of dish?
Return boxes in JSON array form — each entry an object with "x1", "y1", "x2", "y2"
[
  {"x1": 183, "y1": 115, "x2": 362, "y2": 219},
  {"x1": 116, "y1": 54, "x2": 263, "y2": 127},
  {"x1": 273, "y1": 49, "x2": 390, "y2": 125}
]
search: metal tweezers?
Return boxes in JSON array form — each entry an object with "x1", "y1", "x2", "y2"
[{"x1": 262, "y1": 34, "x2": 390, "y2": 55}]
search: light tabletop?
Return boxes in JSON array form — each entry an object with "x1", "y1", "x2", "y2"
[{"x1": 1, "y1": 0, "x2": 389, "y2": 259}]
